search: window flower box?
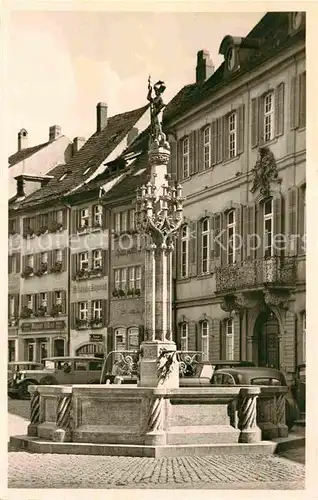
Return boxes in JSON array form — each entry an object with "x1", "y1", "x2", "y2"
[
  {"x1": 20, "y1": 307, "x2": 33, "y2": 319},
  {"x1": 75, "y1": 318, "x2": 89, "y2": 330},
  {"x1": 23, "y1": 227, "x2": 35, "y2": 239},
  {"x1": 135, "y1": 288, "x2": 141, "y2": 297},
  {"x1": 36, "y1": 226, "x2": 48, "y2": 237},
  {"x1": 35, "y1": 306, "x2": 47, "y2": 317},
  {"x1": 35, "y1": 262, "x2": 48, "y2": 277},
  {"x1": 112, "y1": 289, "x2": 119, "y2": 298},
  {"x1": 92, "y1": 222, "x2": 102, "y2": 230},
  {"x1": 118, "y1": 289, "x2": 126, "y2": 298},
  {"x1": 90, "y1": 318, "x2": 103, "y2": 328},
  {"x1": 50, "y1": 261, "x2": 63, "y2": 274},
  {"x1": 49, "y1": 221, "x2": 63, "y2": 233},
  {"x1": 8, "y1": 318, "x2": 18, "y2": 327},
  {"x1": 90, "y1": 266, "x2": 102, "y2": 277},
  {"x1": 76, "y1": 268, "x2": 90, "y2": 280},
  {"x1": 127, "y1": 288, "x2": 134, "y2": 297},
  {"x1": 21, "y1": 266, "x2": 34, "y2": 279},
  {"x1": 77, "y1": 225, "x2": 89, "y2": 234},
  {"x1": 51, "y1": 304, "x2": 62, "y2": 317}
]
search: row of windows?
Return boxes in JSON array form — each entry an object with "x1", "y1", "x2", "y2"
[
  {"x1": 76, "y1": 250, "x2": 103, "y2": 270},
  {"x1": 114, "y1": 266, "x2": 141, "y2": 292},
  {"x1": 77, "y1": 205, "x2": 103, "y2": 229},
  {"x1": 180, "y1": 318, "x2": 234, "y2": 361},
  {"x1": 22, "y1": 209, "x2": 66, "y2": 237},
  {"x1": 76, "y1": 300, "x2": 104, "y2": 320},
  {"x1": 179, "y1": 76, "x2": 305, "y2": 179},
  {"x1": 114, "y1": 326, "x2": 140, "y2": 351},
  {"x1": 22, "y1": 291, "x2": 65, "y2": 313},
  {"x1": 113, "y1": 210, "x2": 135, "y2": 233}
]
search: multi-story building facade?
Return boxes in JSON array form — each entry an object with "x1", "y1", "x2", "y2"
[{"x1": 163, "y1": 11, "x2": 306, "y2": 381}]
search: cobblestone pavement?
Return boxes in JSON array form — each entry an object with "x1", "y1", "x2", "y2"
[
  {"x1": 8, "y1": 452, "x2": 305, "y2": 489},
  {"x1": 8, "y1": 399, "x2": 305, "y2": 489}
]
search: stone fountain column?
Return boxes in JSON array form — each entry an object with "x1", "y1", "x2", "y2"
[{"x1": 135, "y1": 134, "x2": 184, "y2": 388}]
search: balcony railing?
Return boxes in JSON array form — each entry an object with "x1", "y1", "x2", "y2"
[{"x1": 215, "y1": 256, "x2": 296, "y2": 294}]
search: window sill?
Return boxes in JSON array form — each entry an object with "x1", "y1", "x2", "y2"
[
  {"x1": 261, "y1": 137, "x2": 278, "y2": 148},
  {"x1": 111, "y1": 295, "x2": 142, "y2": 300},
  {"x1": 222, "y1": 153, "x2": 242, "y2": 167},
  {"x1": 177, "y1": 277, "x2": 191, "y2": 283},
  {"x1": 197, "y1": 272, "x2": 212, "y2": 280}
]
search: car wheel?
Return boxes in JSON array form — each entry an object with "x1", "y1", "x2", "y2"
[
  {"x1": 18, "y1": 381, "x2": 33, "y2": 400},
  {"x1": 39, "y1": 376, "x2": 57, "y2": 385}
]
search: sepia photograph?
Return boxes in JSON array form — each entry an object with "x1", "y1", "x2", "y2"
[{"x1": 4, "y1": 3, "x2": 309, "y2": 493}]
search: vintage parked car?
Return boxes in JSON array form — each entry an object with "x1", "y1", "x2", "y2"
[
  {"x1": 210, "y1": 366, "x2": 299, "y2": 429},
  {"x1": 179, "y1": 360, "x2": 255, "y2": 387},
  {"x1": 291, "y1": 363, "x2": 306, "y2": 415},
  {"x1": 8, "y1": 361, "x2": 43, "y2": 381},
  {"x1": 8, "y1": 356, "x2": 103, "y2": 400}
]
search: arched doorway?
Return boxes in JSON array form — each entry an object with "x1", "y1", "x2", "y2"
[
  {"x1": 75, "y1": 342, "x2": 104, "y2": 356},
  {"x1": 254, "y1": 309, "x2": 280, "y2": 369}
]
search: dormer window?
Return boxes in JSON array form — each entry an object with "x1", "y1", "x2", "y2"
[{"x1": 226, "y1": 47, "x2": 236, "y2": 71}]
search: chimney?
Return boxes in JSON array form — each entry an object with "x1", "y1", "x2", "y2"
[
  {"x1": 73, "y1": 136, "x2": 86, "y2": 155},
  {"x1": 18, "y1": 129, "x2": 28, "y2": 151},
  {"x1": 196, "y1": 50, "x2": 215, "y2": 84},
  {"x1": 49, "y1": 125, "x2": 62, "y2": 141},
  {"x1": 127, "y1": 127, "x2": 139, "y2": 147},
  {"x1": 16, "y1": 176, "x2": 26, "y2": 197},
  {"x1": 97, "y1": 102, "x2": 108, "y2": 132}
]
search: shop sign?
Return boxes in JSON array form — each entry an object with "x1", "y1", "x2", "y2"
[
  {"x1": 89, "y1": 334, "x2": 104, "y2": 342},
  {"x1": 21, "y1": 320, "x2": 66, "y2": 332}
]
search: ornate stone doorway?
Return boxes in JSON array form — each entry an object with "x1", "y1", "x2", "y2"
[{"x1": 254, "y1": 309, "x2": 280, "y2": 369}]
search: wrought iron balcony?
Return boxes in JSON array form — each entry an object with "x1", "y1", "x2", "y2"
[{"x1": 215, "y1": 256, "x2": 296, "y2": 294}]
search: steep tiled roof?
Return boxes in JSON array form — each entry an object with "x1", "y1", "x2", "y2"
[
  {"x1": 15, "y1": 105, "x2": 148, "y2": 211},
  {"x1": 9, "y1": 142, "x2": 50, "y2": 167},
  {"x1": 163, "y1": 12, "x2": 305, "y2": 125},
  {"x1": 104, "y1": 152, "x2": 149, "y2": 203}
]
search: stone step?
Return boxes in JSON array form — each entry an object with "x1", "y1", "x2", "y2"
[{"x1": 9, "y1": 434, "x2": 304, "y2": 458}]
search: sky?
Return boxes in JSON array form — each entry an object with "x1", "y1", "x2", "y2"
[{"x1": 7, "y1": 9, "x2": 265, "y2": 156}]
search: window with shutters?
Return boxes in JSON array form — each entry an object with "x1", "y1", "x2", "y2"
[
  {"x1": 263, "y1": 199, "x2": 273, "y2": 258},
  {"x1": 129, "y1": 209, "x2": 135, "y2": 230},
  {"x1": 121, "y1": 212, "x2": 127, "y2": 232},
  {"x1": 27, "y1": 254, "x2": 34, "y2": 268},
  {"x1": 55, "y1": 249, "x2": 62, "y2": 263},
  {"x1": 79, "y1": 301, "x2": 88, "y2": 320},
  {"x1": 181, "y1": 225, "x2": 189, "y2": 278},
  {"x1": 115, "y1": 327, "x2": 126, "y2": 351},
  {"x1": 56, "y1": 210, "x2": 63, "y2": 224},
  {"x1": 9, "y1": 219, "x2": 17, "y2": 235},
  {"x1": 203, "y1": 126, "x2": 211, "y2": 169},
  {"x1": 93, "y1": 249, "x2": 102, "y2": 269},
  {"x1": 41, "y1": 252, "x2": 48, "y2": 264},
  {"x1": 264, "y1": 92, "x2": 275, "y2": 142},
  {"x1": 80, "y1": 208, "x2": 89, "y2": 227},
  {"x1": 201, "y1": 218, "x2": 210, "y2": 274},
  {"x1": 135, "y1": 266, "x2": 141, "y2": 290},
  {"x1": 180, "y1": 323, "x2": 188, "y2": 351},
  {"x1": 79, "y1": 252, "x2": 88, "y2": 270},
  {"x1": 121, "y1": 268, "x2": 127, "y2": 291},
  {"x1": 9, "y1": 296, "x2": 15, "y2": 318},
  {"x1": 299, "y1": 72, "x2": 306, "y2": 129},
  {"x1": 182, "y1": 137, "x2": 189, "y2": 178},
  {"x1": 39, "y1": 213, "x2": 49, "y2": 229},
  {"x1": 302, "y1": 311, "x2": 306, "y2": 362},
  {"x1": 225, "y1": 318, "x2": 234, "y2": 360},
  {"x1": 228, "y1": 112, "x2": 237, "y2": 158},
  {"x1": 27, "y1": 294, "x2": 33, "y2": 310},
  {"x1": 128, "y1": 327, "x2": 139, "y2": 349},
  {"x1": 40, "y1": 292, "x2": 47, "y2": 311},
  {"x1": 92, "y1": 300, "x2": 102, "y2": 319},
  {"x1": 128, "y1": 266, "x2": 135, "y2": 291},
  {"x1": 115, "y1": 213, "x2": 121, "y2": 233},
  {"x1": 93, "y1": 205, "x2": 102, "y2": 227},
  {"x1": 201, "y1": 320, "x2": 209, "y2": 361},
  {"x1": 114, "y1": 269, "x2": 121, "y2": 290},
  {"x1": 55, "y1": 291, "x2": 62, "y2": 305},
  {"x1": 227, "y1": 210, "x2": 236, "y2": 264}
]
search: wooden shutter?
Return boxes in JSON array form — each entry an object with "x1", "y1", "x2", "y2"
[
  {"x1": 235, "y1": 204, "x2": 244, "y2": 262},
  {"x1": 211, "y1": 120, "x2": 217, "y2": 166},
  {"x1": 47, "y1": 292, "x2": 53, "y2": 315},
  {"x1": 198, "y1": 128, "x2": 205, "y2": 172},
  {"x1": 188, "y1": 321, "x2": 197, "y2": 352},
  {"x1": 71, "y1": 209, "x2": 78, "y2": 233},
  {"x1": 61, "y1": 290, "x2": 67, "y2": 315},
  {"x1": 48, "y1": 250, "x2": 53, "y2": 272},
  {"x1": 275, "y1": 82, "x2": 285, "y2": 137},
  {"x1": 102, "y1": 206, "x2": 109, "y2": 229},
  {"x1": 194, "y1": 129, "x2": 199, "y2": 173},
  {"x1": 217, "y1": 117, "x2": 223, "y2": 163},
  {"x1": 233, "y1": 315, "x2": 241, "y2": 360},
  {"x1": 290, "y1": 75, "x2": 299, "y2": 130},
  {"x1": 223, "y1": 115, "x2": 229, "y2": 161},
  {"x1": 258, "y1": 96, "x2": 265, "y2": 145},
  {"x1": 34, "y1": 253, "x2": 40, "y2": 272},
  {"x1": 138, "y1": 325, "x2": 145, "y2": 345},
  {"x1": 62, "y1": 248, "x2": 67, "y2": 272},
  {"x1": 255, "y1": 203, "x2": 263, "y2": 259},
  {"x1": 243, "y1": 204, "x2": 256, "y2": 260},
  {"x1": 288, "y1": 188, "x2": 298, "y2": 255},
  {"x1": 220, "y1": 212, "x2": 227, "y2": 266},
  {"x1": 299, "y1": 72, "x2": 306, "y2": 129},
  {"x1": 237, "y1": 104, "x2": 245, "y2": 154},
  {"x1": 189, "y1": 220, "x2": 197, "y2": 277},
  {"x1": 273, "y1": 195, "x2": 284, "y2": 256},
  {"x1": 177, "y1": 140, "x2": 183, "y2": 182},
  {"x1": 8, "y1": 255, "x2": 12, "y2": 274},
  {"x1": 72, "y1": 253, "x2": 78, "y2": 280},
  {"x1": 34, "y1": 293, "x2": 39, "y2": 313},
  {"x1": 251, "y1": 97, "x2": 259, "y2": 148},
  {"x1": 102, "y1": 249, "x2": 108, "y2": 275},
  {"x1": 189, "y1": 131, "x2": 196, "y2": 175},
  {"x1": 298, "y1": 186, "x2": 306, "y2": 254},
  {"x1": 102, "y1": 299, "x2": 107, "y2": 326},
  {"x1": 70, "y1": 303, "x2": 76, "y2": 329},
  {"x1": 62, "y1": 208, "x2": 67, "y2": 230},
  {"x1": 14, "y1": 293, "x2": 19, "y2": 318},
  {"x1": 107, "y1": 326, "x2": 114, "y2": 356},
  {"x1": 168, "y1": 139, "x2": 177, "y2": 179},
  {"x1": 212, "y1": 213, "x2": 221, "y2": 262},
  {"x1": 21, "y1": 294, "x2": 27, "y2": 310},
  {"x1": 176, "y1": 229, "x2": 182, "y2": 279},
  {"x1": 171, "y1": 244, "x2": 177, "y2": 280},
  {"x1": 15, "y1": 253, "x2": 21, "y2": 273}
]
